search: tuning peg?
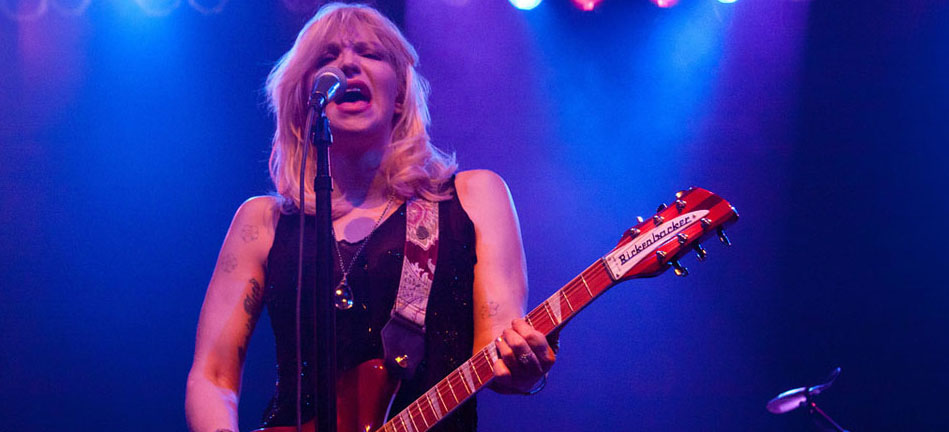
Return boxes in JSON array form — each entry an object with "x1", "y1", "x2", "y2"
[
  {"x1": 670, "y1": 259, "x2": 689, "y2": 277},
  {"x1": 653, "y1": 215, "x2": 664, "y2": 226},
  {"x1": 637, "y1": 216, "x2": 644, "y2": 224},
  {"x1": 628, "y1": 227, "x2": 641, "y2": 237},
  {"x1": 676, "y1": 233, "x2": 689, "y2": 244},
  {"x1": 656, "y1": 203, "x2": 668, "y2": 212},
  {"x1": 655, "y1": 250, "x2": 667, "y2": 262},
  {"x1": 730, "y1": 205, "x2": 740, "y2": 219},
  {"x1": 675, "y1": 199, "x2": 686, "y2": 211},
  {"x1": 716, "y1": 227, "x2": 731, "y2": 246},
  {"x1": 700, "y1": 217, "x2": 712, "y2": 230},
  {"x1": 693, "y1": 243, "x2": 707, "y2": 261}
]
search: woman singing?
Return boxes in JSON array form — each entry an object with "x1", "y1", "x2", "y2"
[{"x1": 186, "y1": 4, "x2": 555, "y2": 431}]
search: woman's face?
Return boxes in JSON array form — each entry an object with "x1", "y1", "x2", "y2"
[{"x1": 314, "y1": 24, "x2": 401, "y2": 146}]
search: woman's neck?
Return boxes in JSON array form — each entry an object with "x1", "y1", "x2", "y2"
[{"x1": 331, "y1": 142, "x2": 388, "y2": 209}]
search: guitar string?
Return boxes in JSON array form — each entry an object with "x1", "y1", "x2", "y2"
[
  {"x1": 382, "y1": 263, "x2": 615, "y2": 432},
  {"x1": 381, "y1": 219, "x2": 723, "y2": 431}
]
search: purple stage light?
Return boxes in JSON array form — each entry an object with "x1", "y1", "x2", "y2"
[
  {"x1": 0, "y1": 0, "x2": 47, "y2": 21},
  {"x1": 650, "y1": 0, "x2": 679, "y2": 8},
  {"x1": 571, "y1": 0, "x2": 603, "y2": 11}
]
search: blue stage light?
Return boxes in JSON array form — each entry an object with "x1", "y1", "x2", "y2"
[
  {"x1": 135, "y1": 0, "x2": 182, "y2": 17},
  {"x1": 509, "y1": 0, "x2": 542, "y2": 11},
  {"x1": 718, "y1": 0, "x2": 738, "y2": 3}
]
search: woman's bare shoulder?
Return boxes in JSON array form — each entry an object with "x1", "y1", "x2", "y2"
[
  {"x1": 229, "y1": 195, "x2": 283, "y2": 249},
  {"x1": 454, "y1": 169, "x2": 516, "y2": 224},
  {"x1": 455, "y1": 169, "x2": 510, "y2": 201}
]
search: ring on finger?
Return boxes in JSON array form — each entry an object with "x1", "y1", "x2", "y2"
[{"x1": 518, "y1": 352, "x2": 533, "y2": 365}]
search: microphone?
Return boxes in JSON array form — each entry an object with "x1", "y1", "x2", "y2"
[
  {"x1": 308, "y1": 66, "x2": 347, "y2": 110},
  {"x1": 766, "y1": 367, "x2": 842, "y2": 414}
]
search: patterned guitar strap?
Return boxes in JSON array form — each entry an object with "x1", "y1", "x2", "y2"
[{"x1": 381, "y1": 198, "x2": 439, "y2": 380}]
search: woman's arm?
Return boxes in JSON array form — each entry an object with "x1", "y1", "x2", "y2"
[
  {"x1": 455, "y1": 170, "x2": 555, "y2": 394},
  {"x1": 186, "y1": 196, "x2": 278, "y2": 432}
]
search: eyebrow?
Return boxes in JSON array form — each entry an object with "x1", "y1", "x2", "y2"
[
  {"x1": 322, "y1": 40, "x2": 384, "y2": 51},
  {"x1": 354, "y1": 40, "x2": 385, "y2": 51}
]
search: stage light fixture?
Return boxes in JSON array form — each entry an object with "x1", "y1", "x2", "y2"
[
  {"x1": 509, "y1": 0, "x2": 541, "y2": 10},
  {"x1": 570, "y1": 0, "x2": 603, "y2": 11},
  {"x1": 650, "y1": 0, "x2": 679, "y2": 8},
  {"x1": 718, "y1": 0, "x2": 737, "y2": 3}
]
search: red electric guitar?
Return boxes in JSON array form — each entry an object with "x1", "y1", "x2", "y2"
[{"x1": 256, "y1": 187, "x2": 739, "y2": 432}]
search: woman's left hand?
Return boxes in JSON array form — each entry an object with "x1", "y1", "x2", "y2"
[{"x1": 492, "y1": 318, "x2": 556, "y2": 394}]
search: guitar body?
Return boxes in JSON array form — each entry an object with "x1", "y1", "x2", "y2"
[{"x1": 253, "y1": 359, "x2": 399, "y2": 432}]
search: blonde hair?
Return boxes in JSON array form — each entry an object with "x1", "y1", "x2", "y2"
[{"x1": 266, "y1": 3, "x2": 457, "y2": 215}]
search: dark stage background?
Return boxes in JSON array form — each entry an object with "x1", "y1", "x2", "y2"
[{"x1": 1, "y1": 0, "x2": 947, "y2": 430}]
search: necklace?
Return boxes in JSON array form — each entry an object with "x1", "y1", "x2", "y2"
[{"x1": 333, "y1": 195, "x2": 396, "y2": 310}]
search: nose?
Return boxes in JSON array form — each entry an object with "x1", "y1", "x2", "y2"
[{"x1": 336, "y1": 49, "x2": 360, "y2": 77}]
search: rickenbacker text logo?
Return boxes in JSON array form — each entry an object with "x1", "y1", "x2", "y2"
[{"x1": 604, "y1": 210, "x2": 709, "y2": 280}]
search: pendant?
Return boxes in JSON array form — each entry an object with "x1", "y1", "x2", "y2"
[{"x1": 334, "y1": 277, "x2": 354, "y2": 310}]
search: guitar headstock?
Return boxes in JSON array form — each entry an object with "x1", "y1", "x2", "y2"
[{"x1": 603, "y1": 187, "x2": 739, "y2": 282}]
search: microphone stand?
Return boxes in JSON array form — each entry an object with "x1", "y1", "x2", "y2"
[
  {"x1": 767, "y1": 367, "x2": 849, "y2": 432},
  {"x1": 803, "y1": 388, "x2": 848, "y2": 432},
  {"x1": 307, "y1": 98, "x2": 336, "y2": 432}
]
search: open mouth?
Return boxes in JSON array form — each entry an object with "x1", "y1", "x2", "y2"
[{"x1": 337, "y1": 82, "x2": 371, "y2": 105}]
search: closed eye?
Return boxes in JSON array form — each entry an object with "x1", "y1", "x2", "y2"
[
  {"x1": 360, "y1": 50, "x2": 383, "y2": 60},
  {"x1": 316, "y1": 45, "x2": 340, "y2": 66},
  {"x1": 316, "y1": 55, "x2": 336, "y2": 67}
]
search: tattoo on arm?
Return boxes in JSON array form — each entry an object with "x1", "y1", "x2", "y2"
[
  {"x1": 238, "y1": 278, "x2": 264, "y2": 363},
  {"x1": 240, "y1": 224, "x2": 259, "y2": 243},
  {"x1": 243, "y1": 278, "x2": 264, "y2": 320},
  {"x1": 480, "y1": 301, "x2": 499, "y2": 319},
  {"x1": 220, "y1": 253, "x2": 238, "y2": 273}
]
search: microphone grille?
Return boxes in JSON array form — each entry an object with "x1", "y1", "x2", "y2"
[{"x1": 312, "y1": 66, "x2": 347, "y2": 100}]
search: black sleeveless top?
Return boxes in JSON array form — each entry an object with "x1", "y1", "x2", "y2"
[{"x1": 260, "y1": 189, "x2": 478, "y2": 432}]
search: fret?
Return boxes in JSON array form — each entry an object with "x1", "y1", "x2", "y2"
[
  {"x1": 526, "y1": 307, "x2": 537, "y2": 327},
  {"x1": 542, "y1": 300, "x2": 561, "y2": 325},
  {"x1": 427, "y1": 389, "x2": 444, "y2": 419},
  {"x1": 446, "y1": 376, "x2": 459, "y2": 404},
  {"x1": 459, "y1": 361, "x2": 477, "y2": 394},
  {"x1": 580, "y1": 273, "x2": 594, "y2": 298},
  {"x1": 560, "y1": 289, "x2": 575, "y2": 312},
  {"x1": 450, "y1": 372, "x2": 467, "y2": 396},
  {"x1": 436, "y1": 383, "x2": 452, "y2": 411},
  {"x1": 485, "y1": 344, "x2": 499, "y2": 366},
  {"x1": 478, "y1": 348, "x2": 496, "y2": 385},
  {"x1": 547, "y1": 292, "x2": 565, "y2": 325},
  {"x1": 395, "y1": 414, "x2": 405, "y2": 432},
  {"x1": 469, "y1": 360, "x2": 484, "y2": 386},
  {"x1": 406, "y1": 406, "x2": 421, "y2": 432},
  {"x1": 525, "y1": 315, "x2": 533, "y2": 327},
  {"x1": 435, "y1": 387, "x2": 449, "y2": 413},
  {"x1": 412, "y1": 401, "x2": 430, "y2": 430},
  {"x1": 399, "y1": 411, "x2": 413, "y2": 432}
]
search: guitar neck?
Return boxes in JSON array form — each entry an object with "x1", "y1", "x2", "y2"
[{"x1": 378, "y1": 259, "x2": 616, "y2": 432}]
